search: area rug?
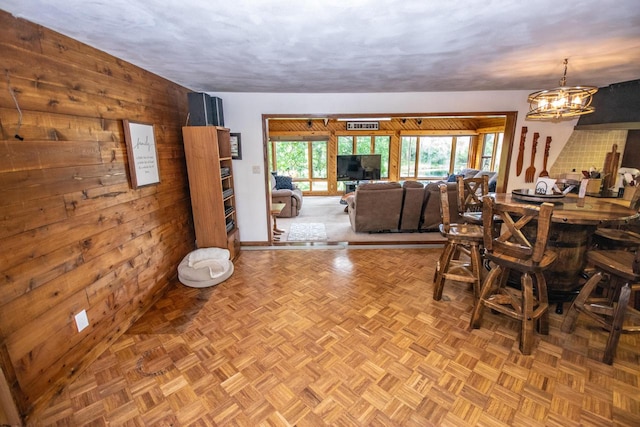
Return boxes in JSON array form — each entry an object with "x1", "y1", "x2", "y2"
[{"x1": 287, "y1": 222, "x2": 327, "y2": 241}]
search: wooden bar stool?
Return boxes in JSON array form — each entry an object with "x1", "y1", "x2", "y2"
[
  {"x1": 456, "y1": 174, "x2": 489, "y2": 223},
  {"x1": 433, "y1": 184, "x2": 484, "y2": 301},
  {"x1": 470, "y1": 196, "x2": 557, "y2": 355},
  {"x1": 456, "y1": 174, "x2": 501, "y2": 241},
  {"x1": 591, "y1": 190, "x2": 640, "y2": 250},
  {"x1": 561, "y1": 249, "x2": 640, "y2": 364},
  {"x1": 592, "y1": 224, "x2": 640, "y2": 251}
]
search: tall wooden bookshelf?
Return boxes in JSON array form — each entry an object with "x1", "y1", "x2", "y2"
[{"x1": 182, "y1": 126, "x2": 240, "y2": 260}]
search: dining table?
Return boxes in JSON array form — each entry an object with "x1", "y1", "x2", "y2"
[{"x1": 492, "y1": 191, "x2": 639, "y2": 313}]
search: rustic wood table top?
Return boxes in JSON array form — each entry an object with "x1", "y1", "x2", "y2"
[
  {"x1": 270, "y1": 202, "x2": 286, "y2": 215},
  {"x1": 493, "y1": 193, "x2": 639, "y2": 226}
]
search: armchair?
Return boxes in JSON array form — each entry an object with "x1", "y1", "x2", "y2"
[{"x1": 270, "y1": 174, "x2": 303, "y2": 217}]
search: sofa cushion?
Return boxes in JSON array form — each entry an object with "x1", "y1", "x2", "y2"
[
  {"x1": 458, "y1": 168, "x2": 480, "y2": 179},
  {"x1": 400, "y1": 181, "x2": 426, "y2": 230},
  {"x1": 474, "y1": 170, "x2": 497, "y2": 180},
  {"x1": 402, "y1": 180, "x2": 424, "y2": 189},
  {"x1": 349, "y1": 182, "x2": 404, "y2": 232},
  {"x1": 473, "y1": 170, "x2": 498, "y2": 192},
  {"x1": 421, "y1": 181, "x2": 461, "y2": 230},
  {"x1": 424, "y1": 181, "x2": 447, "y2": 191},
  {"x1": 274, "y1": 175, "x2": 294, "y2": 190},
  {"x1": 358, "y1": 182, "x2": 401, "y2": 191}
]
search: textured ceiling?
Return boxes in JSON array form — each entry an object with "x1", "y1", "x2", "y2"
[{"x1": 2, "y1": 0, "x2": 640, "y2": 93}]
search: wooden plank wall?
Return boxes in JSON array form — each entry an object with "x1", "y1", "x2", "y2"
[{"x1": 0, "y1": 10, "x2": 195, "y2": 417}]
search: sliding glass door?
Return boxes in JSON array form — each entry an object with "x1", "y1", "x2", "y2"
[{"x1": 271, "y1": 140, "x2": 328, "y2": 192}]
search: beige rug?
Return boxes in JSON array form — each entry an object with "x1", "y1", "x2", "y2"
[
  {"x1": 286, "y1": 223, "x2": 328, "y2": 241},
  {"x1": 276, "y1": 196, "x2": 446, "y2": 244}
]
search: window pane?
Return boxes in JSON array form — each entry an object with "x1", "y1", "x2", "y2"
[
  {"x1": 418, "y1": 136, "x2": 452, "y2": 178},
  {"x1": 355, "y1": 136, "x2": 371, "y2": 154},
  {"x1": 494, "y1": 133, "x2": 504, "y2": 172},
  {"x1": 311, "y1": 141, "x2": 327, "y2": 178},
  {"x1": 483, "y1": 134, "x2": 495, "y2": 156},
  {"x1": 338, "y1": 136, "x2": 353, "y2": 154},
  {"x1": 400, "y1": 136, "x2": 417, "y2": 178},
  {"x1": 374, "y1": 136, "x2": 390, "y2": 178},
  {"x1": 453, "y1": 136, "x2": 470, "y2": 173},
  {"x1": 274, "y1": 141, "x2": 308, "y2": 178},
  {"x1": 311, "y1": 181, "x2": 327, "y2": 192}
]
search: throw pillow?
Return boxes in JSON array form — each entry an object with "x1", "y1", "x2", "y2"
[{"x1": 274, "y1": 175, "x2": 294, "y2": 190}]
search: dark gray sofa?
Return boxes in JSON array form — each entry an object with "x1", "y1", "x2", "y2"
[{"x1": 345, "y1": 168, "x2": 497, "y2": 232}]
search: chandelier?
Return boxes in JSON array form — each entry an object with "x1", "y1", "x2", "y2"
[{"x1": 526, "y1": 59, "x2": 598, "y2": 120}]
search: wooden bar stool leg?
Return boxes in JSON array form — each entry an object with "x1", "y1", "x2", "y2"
[
  {"x1": 520, "y1": 273, "x2": 535, "y2": 355},
  {"x1": 452, "y1": 245, "x2": 462, "y2": 260},
  {"x1": 561, "y1": 272, "x2": 604, "y2": 333},
  {"x1": 470, "y1": 243, "x2": 482, "y2": 299},
  {"x1": 434, "y1": 242, "x2": 453, "y2": 283},
  {"x1": 497, "y1": 266, "x2": 510, "y2": 289},
  {"x1": 535, "y1": 272, "x2": 549, "y2": 335},
  {"x1": 470, "y1": 265, "x2": 502, "y2": 329},
  {"x1": 604, "y1": 282, "x2": 632, "y2": 365},
  {"x1": 433, "y1": 242, "x2": 455, "y2": 300},
  {"x1": 435, "y1": 242, "x2": 456, "y2": 281}
]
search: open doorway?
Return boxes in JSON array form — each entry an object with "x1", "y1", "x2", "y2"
[{"x1": 262, "y1": 112, "x2": 517, "y2": 244}]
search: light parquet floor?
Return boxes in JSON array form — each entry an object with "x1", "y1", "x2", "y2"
[{"x1": 27, "y1": 248, "x2": 640, "y2": 426}]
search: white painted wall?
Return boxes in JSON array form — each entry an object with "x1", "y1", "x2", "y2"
[{"x1": 210, "y1": 91, "x2": 578, "y2": 243}]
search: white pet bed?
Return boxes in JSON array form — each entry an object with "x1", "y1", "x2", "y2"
[{"x1": 178, "y1": 247, "x2": 234, "y2": 288}]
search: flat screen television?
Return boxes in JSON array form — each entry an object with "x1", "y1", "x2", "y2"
[{"x1": 337, "y1": 154, "x2": 382, "y2": 182}]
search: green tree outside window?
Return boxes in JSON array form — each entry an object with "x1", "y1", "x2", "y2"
[{"x1": 338, "y1": 136, "x2": 353, "y2": 155}]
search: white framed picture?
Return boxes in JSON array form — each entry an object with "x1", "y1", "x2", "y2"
[{"x1": 123, "y1": 120, "x2": 161, "y2": 188}]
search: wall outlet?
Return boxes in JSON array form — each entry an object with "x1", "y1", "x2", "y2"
[
  {"x1": 252, "y1": 165, "x2": 261, "y2": 174},
  {"x1": 75, "y1": 309, "x2": 89, "y2": 332}
]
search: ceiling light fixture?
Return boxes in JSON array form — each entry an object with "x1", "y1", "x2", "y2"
[{"x1": 526, "y1": 58, "x2": 598, "y2": 121}]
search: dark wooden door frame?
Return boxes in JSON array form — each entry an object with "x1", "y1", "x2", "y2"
[{"x1": 261, "y1": 111, "x2": 518, "y2": 243}]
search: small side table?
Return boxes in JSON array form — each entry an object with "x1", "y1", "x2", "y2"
[
  {"x1": 271, "y1": 203, "x2": 286, "y2": 241},
  {"x1": 340, "y1": 192, "x2": 354, "y2": 212}
]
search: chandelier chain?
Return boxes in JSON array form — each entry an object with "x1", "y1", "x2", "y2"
[{"x1": 560, "y1": 58, "x2": 568, "y2": 87}]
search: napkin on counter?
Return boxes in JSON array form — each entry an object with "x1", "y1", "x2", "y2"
[
  {"x1": 624, "y1": 173, "x2": 635, "y2": 186},
  {"x1": 535, "y1": 177, "x2": 557, "y2": 195}
]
